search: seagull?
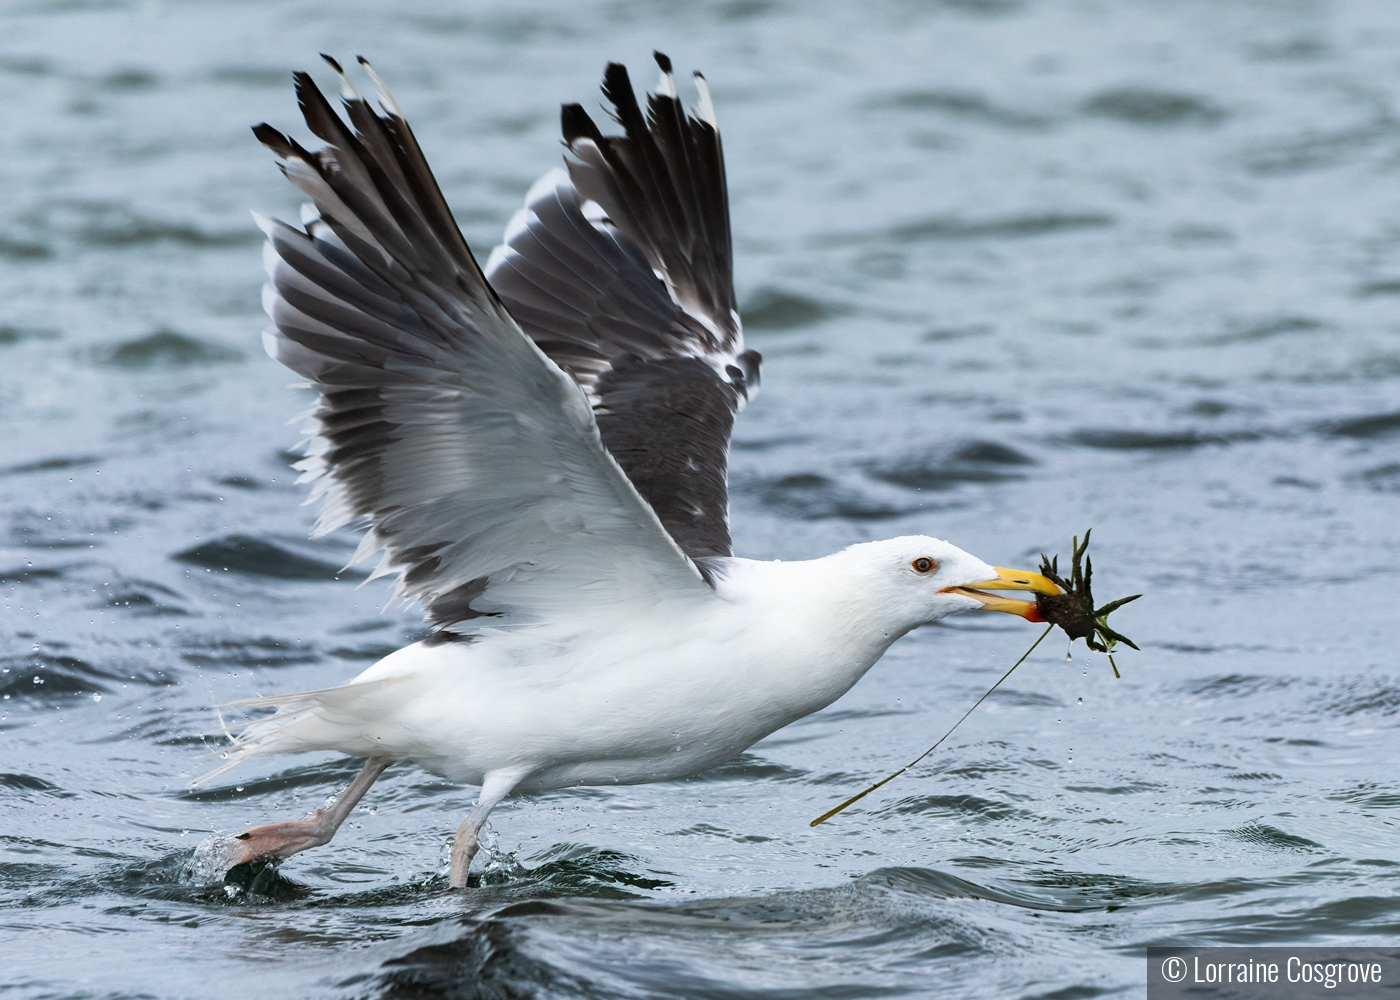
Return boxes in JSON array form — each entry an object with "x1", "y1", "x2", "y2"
[{"x1": 209, "y1": 52, "x2": 1062, "y2": 888}]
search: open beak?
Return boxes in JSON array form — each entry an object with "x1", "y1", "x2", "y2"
[{"x1": 940, "y1": 566, "x2": 1063, "y2": 622}]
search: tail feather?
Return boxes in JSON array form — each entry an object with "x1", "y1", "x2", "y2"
[{"x1": 194, "y1": 675, "x2": 415, "y2": 786}]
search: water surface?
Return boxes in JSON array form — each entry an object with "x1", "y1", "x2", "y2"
[{"x1": 3, "y1": 1, "x2": 1399, "y2": 997}]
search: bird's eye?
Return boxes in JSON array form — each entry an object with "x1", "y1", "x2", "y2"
[{"x1": 911, "y1": 557, "x2": 937, "y2": 574}]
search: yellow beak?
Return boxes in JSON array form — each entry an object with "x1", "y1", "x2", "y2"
[{"x1": 940, "y1": 566, "x2": 1062, "y2": 622}]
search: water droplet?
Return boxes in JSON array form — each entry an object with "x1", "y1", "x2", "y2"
[
  {"x1": 32, "y1": 676, "x2": 43, "y2": 685},
  {"x1": 1065, "y1": 649, "x2": 1072, "y2": 662},
  {"x1": 1077, "y1": 697, "x2": 1083, "y2": 705},
  {"x1": 91, "y1": 693, "x2": 102, "y2": 702},
  {"x1": 235, "y1": 786, "x2": 244, "y2": 792}
]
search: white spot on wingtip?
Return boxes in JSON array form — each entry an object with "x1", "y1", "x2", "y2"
[
  {"x1": 656, "y1": 68, "x2": 676, "y2": 98},
  {"x1": 693, "y1": 73, "x2": 717, "y2": 127},
  {"x1": 567, "y1": 137, "x2": 606, "y2": 170},
  {"x1": 325, "y1": 56, "x2": 360, "y2": 101},
  {"x1": 357, "y1": 56, "x2": 403, "y2": 117}
]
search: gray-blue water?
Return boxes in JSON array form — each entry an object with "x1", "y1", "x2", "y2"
[{"x1": 2, "y1": 1, "x2": 1399, "y2": 997}]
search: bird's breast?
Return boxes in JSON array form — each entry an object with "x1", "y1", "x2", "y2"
[{"x1": 346, "y1": 597, "x2": 892, "y2": 787}]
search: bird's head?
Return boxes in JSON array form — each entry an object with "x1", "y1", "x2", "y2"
[{"x1": 840, "y1": 535, "x2": 1062, "y2": 629}]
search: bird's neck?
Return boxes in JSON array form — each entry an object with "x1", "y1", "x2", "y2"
[{"x1": 709, "y1": 555, "x2": 918, "y2": 716}]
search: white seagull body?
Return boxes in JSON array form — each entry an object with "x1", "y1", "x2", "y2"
[{"x1": 212, "y1": 54, "x2": 1060, "y2": 887}]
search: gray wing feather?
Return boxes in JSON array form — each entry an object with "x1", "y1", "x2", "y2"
[
  {"x1": 255, "y1": 63, "x2": 710, "y2": 632},
  {"x1": 485, "y1": 55, "x2": 761, "y2": 561}
]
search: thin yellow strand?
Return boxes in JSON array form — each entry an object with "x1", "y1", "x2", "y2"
[{"x1": 810, "y1": 624, "x2": 1054, "y2": 827}]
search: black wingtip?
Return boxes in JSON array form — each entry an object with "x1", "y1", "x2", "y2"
[
  {"x1": 561, "y1": 102, "x2": 604, "y2": 146},
  {"x1": 291, "y1": 70, "x2": 320, "y2": 102},
  {"x1": 653, "y1": 51, "x2": 672, "y2": 74},
  {"x1": 251, "y1": 122, "x2": 295, "y2": 158},
  {"x1": 319, "y1": 52, "x2": 344, "y2": 74},
  {"x1": 602, "y1": 62, "x2": 634, "y2": 105},
  {"x1": 602, "y1": 62, "x2": 632, "y2": 96},
  {"x1": 601, "y1": 62, "x2": 646, "y2": 132}
]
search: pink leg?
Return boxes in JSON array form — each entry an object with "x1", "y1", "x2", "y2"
[
  {"x1": 222, "y1": 757, "x2": 391, "y2": 868},
  {"x1": 449, "y1": 768, "x2": 530, "y2": 888}
]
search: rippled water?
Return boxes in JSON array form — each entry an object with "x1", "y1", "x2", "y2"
[{"x1": 3, "y1": 1, "x2": 1399, "y2": 997}]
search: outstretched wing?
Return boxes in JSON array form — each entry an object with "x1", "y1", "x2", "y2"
[
  {"x1": 485, "y1": 54, "x2": 759, "y2": 561},
  {"x1": 254, "y1": 58, "x2": 711, "y2": 635}
]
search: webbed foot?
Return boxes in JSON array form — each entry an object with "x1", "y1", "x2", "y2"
[{"x1": 220, "y1": 812, "x2": 334, "y2": 868}]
